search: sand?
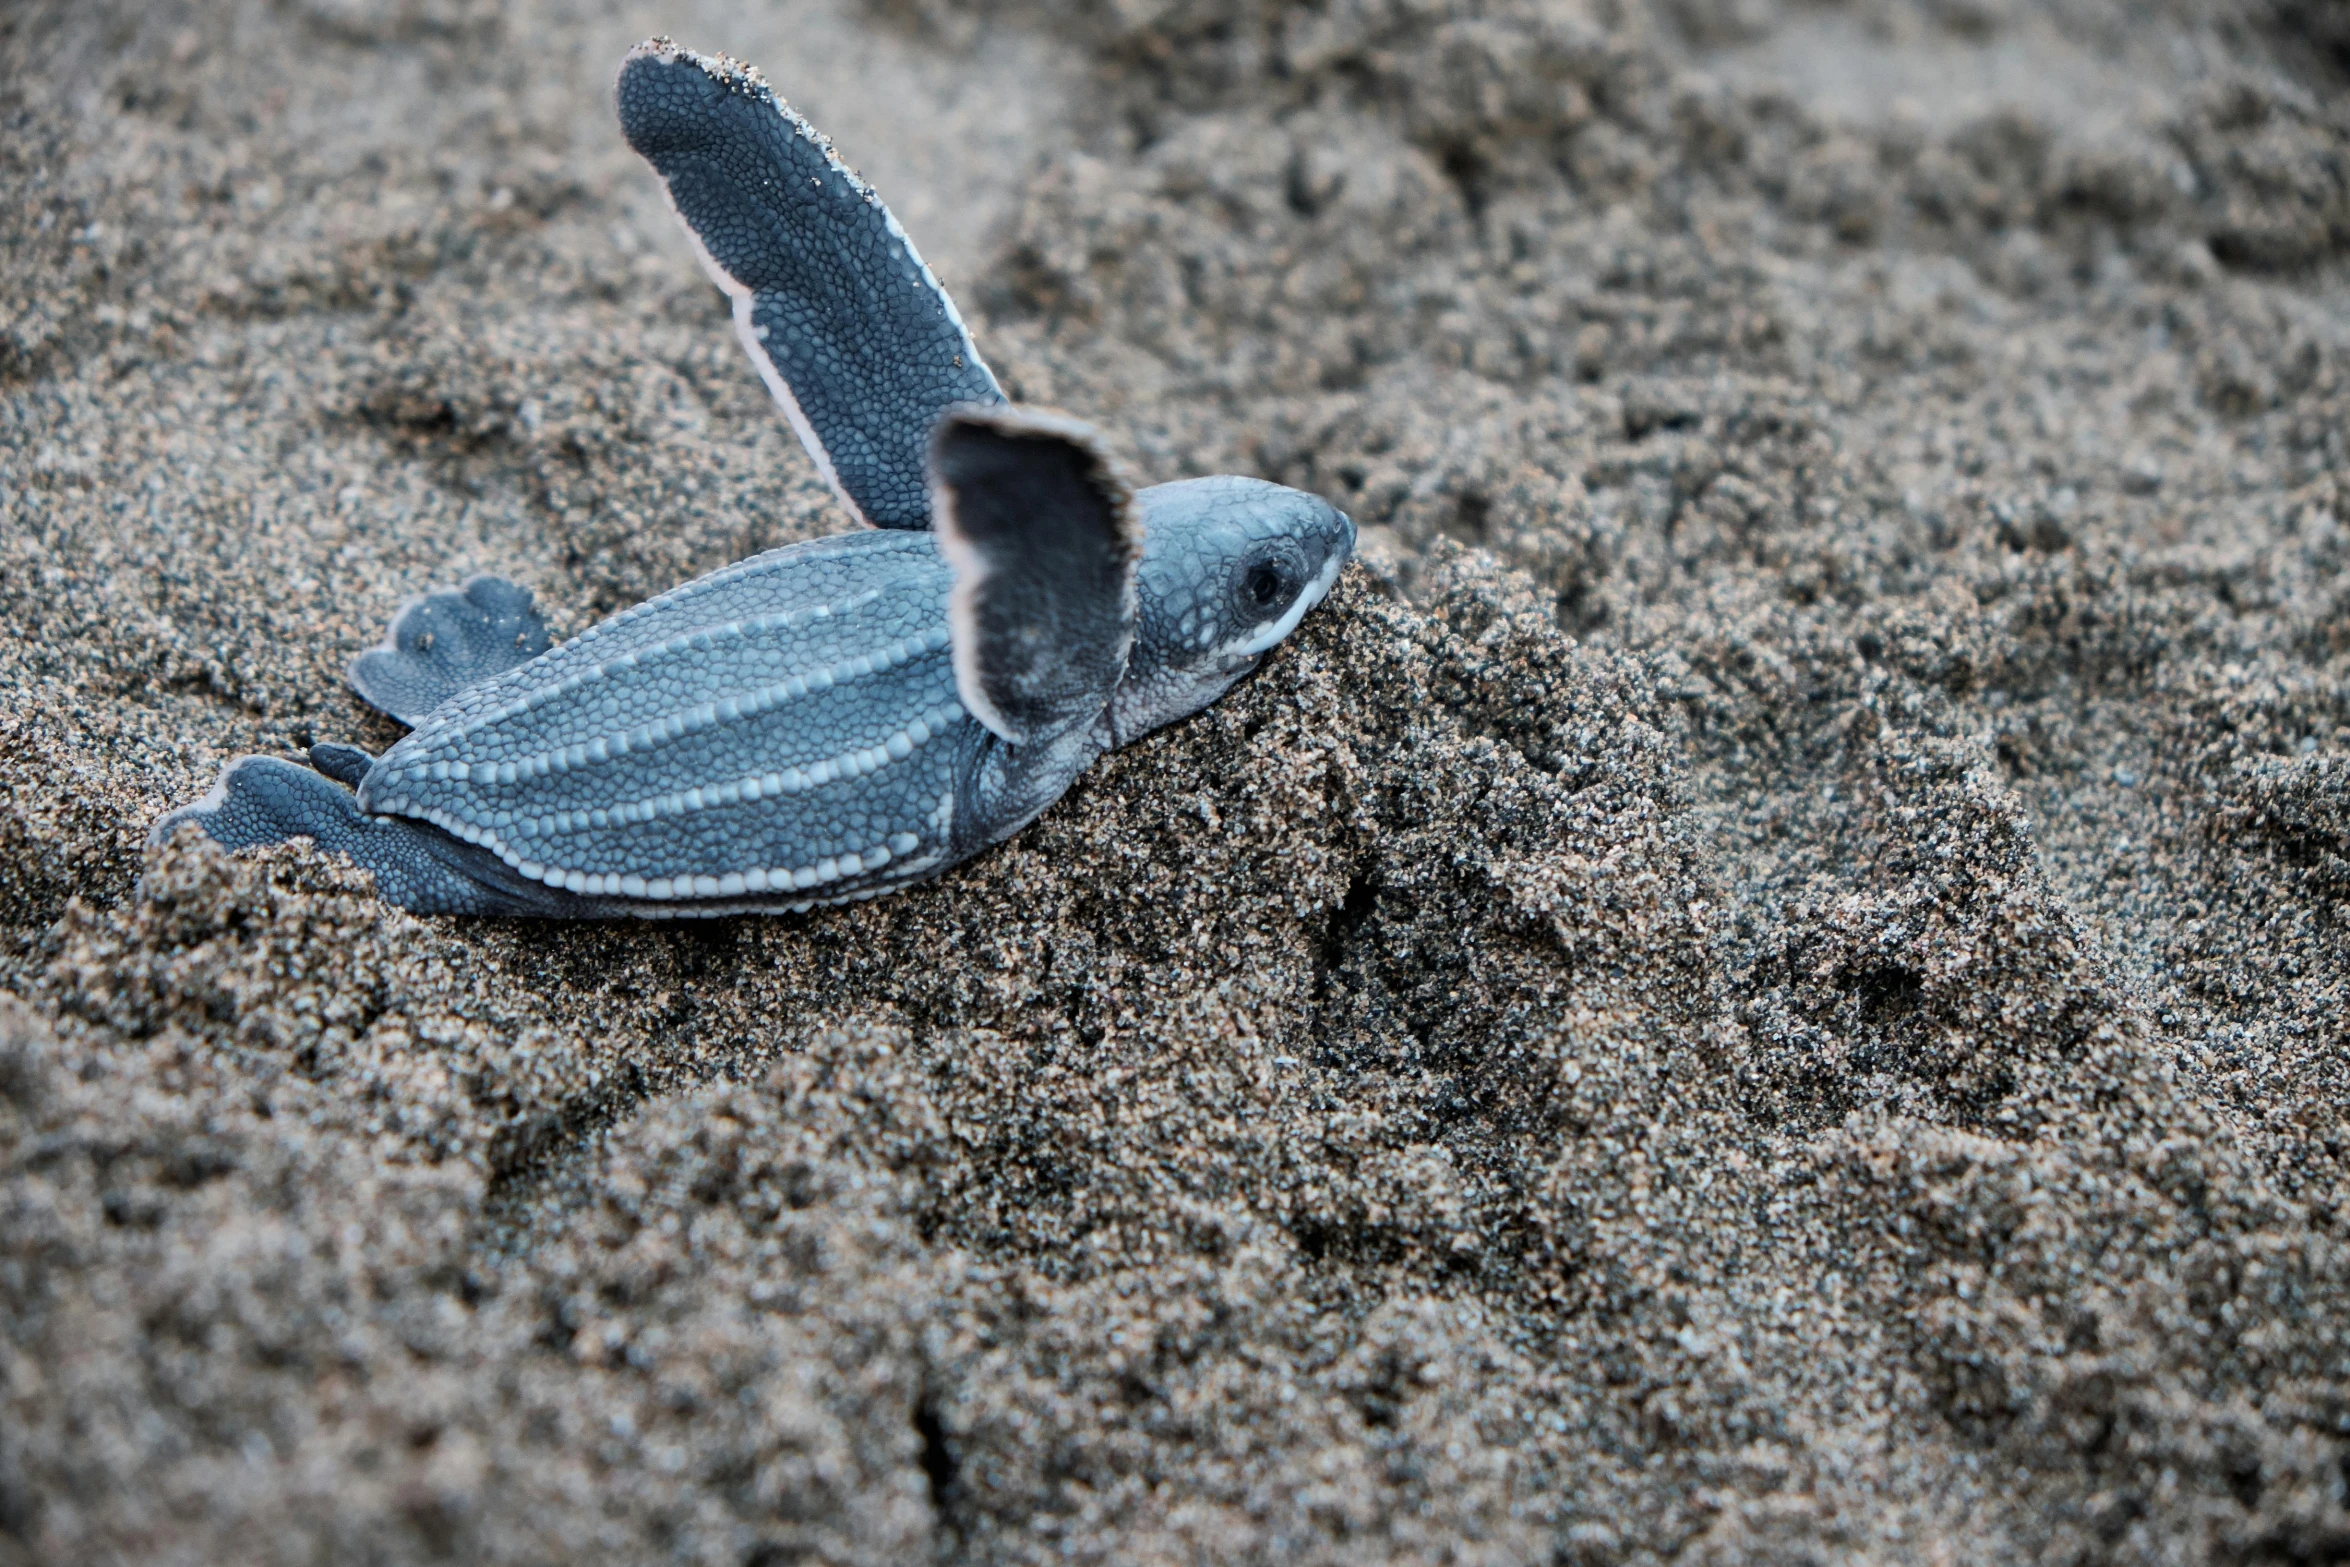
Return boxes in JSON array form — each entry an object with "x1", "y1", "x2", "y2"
[{"x1": 4, "y1": 0, "x2": 2349, "y2": 1560}]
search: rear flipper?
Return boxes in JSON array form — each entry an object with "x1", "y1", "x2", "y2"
[
  {"x1": 348, "y1": 576, "x2": 552, "y2": 726},
  {"x1": 149, "y1": 756, "x2": 585, "y2": 917}
]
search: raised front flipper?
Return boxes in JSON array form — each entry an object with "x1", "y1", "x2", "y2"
[
  {"x1": 150, "y1": 757, "x2": 583, "y2": 916},
  {"x1": 617, "y1": 39, "x2": 1005, "y2": 531},
  {"x1": 348, "y1": 576, "x2": 552, "y2": 726},
  {"x1": 933, "y1": 408, "x2": 1141, "y2": 745}
]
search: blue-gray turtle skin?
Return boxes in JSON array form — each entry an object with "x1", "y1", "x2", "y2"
[
  {"x1": 369, "y1": 531, "x2": 971, "y2": 910},
  {"x1": 616, "y1": 39, "x2": 1003, "y2": 531},
  {"x1": 151, "y1": 41, "x2": 1355, "y2": 920}
]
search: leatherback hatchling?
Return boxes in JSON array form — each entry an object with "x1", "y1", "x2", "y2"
[{"x1": 153, "y1": 39, "x2": 1356, "y2": 918}]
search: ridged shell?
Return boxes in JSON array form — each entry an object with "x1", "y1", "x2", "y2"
[{"x1": 359, "y1": 530, "x2": 976, "y2": 901}]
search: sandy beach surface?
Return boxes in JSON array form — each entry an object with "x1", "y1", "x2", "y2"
[{"x1": 5, "y1": 0, "x2": 2349, "y2": 1560}]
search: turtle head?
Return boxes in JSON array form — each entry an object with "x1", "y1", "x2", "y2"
[{"x1": 1109, "y1": 476, "x2": 1355, "y2": 746}]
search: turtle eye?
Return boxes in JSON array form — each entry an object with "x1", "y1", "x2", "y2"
[{"x1": 1244, "y1": 562, "x2": 1293, "y2": 610}]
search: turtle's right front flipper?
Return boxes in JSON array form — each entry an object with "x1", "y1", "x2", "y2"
[
  {"x1": 617, "y1": 39, "x2": 1004, "y2": 531},
  {"x1": 932, "y1": 407, "x2": 1142, "y2": 746},
  {"x1": 149, "y1": 757, "x2": 582, "y2": 917}
]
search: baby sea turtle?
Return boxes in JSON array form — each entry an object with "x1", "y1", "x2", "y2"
[{"x1": 152, "y1": 39, "x2": 1355, "y2": 918}]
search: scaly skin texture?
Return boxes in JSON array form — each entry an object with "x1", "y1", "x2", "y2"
[
  {"x1": 615, "y1": 40, "x2": 1005, "y2": 531},
  {"x1": 368, "y1": 531, "x2": 973, "y2": 909}
]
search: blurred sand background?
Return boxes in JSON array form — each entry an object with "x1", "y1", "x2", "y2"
[{"x1": 4, "y1": 0, "x2": 2350, "y2": 1560}]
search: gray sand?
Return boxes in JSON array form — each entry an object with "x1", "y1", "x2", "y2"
[{"x1": 4, "y1": 0, "x2": 2349, "y2": 1561}]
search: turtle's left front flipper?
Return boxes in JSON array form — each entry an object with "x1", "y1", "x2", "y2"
[
  {"x1": 932, "y1": 407, "x2": 1142, "y2": 747},
  {"x1": 617, "y1": 39, "x2": 1004, "y2": 531}
]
